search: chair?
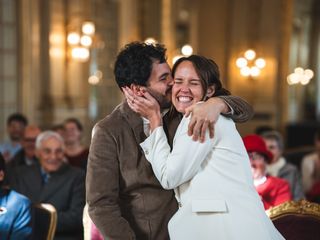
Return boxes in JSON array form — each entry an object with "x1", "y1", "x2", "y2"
[
  {"x1": 31, "y1": 203, "x2": 57, "y2": 240},
  {"x1": 266, "y1": 199, "x2": 320, "y2": 240}
]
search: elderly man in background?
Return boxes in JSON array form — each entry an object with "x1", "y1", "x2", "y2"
[
  {"x1": 261, "y1": 130, "x2": 304, "y2": 200},
  {"x1": 10, "y1": 131, "x2": 85, "y2": 240}
]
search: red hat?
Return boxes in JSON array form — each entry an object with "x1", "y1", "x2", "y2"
[{"x1": 242, "y1": 134, "x2": 273, "y2": 163}]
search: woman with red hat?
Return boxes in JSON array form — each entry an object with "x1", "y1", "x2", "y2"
[{"x1": 243, "y1": 134, "x2": 292, "y2": 210}]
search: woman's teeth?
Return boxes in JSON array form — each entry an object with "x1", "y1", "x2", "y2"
[{"x1": 178, "y1": 96, "x2": 192, "y2": 102}]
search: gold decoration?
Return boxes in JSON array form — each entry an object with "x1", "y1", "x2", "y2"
[{"x1": 266, "y1": 199, "x2": 320, "y2": 220}]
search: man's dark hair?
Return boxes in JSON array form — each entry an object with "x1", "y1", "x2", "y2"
[
  {"x1": 114, "y1": 42, "x2": 167, "y2": 89},
  {"x1": 7, "y1": 113, "x2": 28, "y2": 126},
  {"x1": 64, "y1": 118, "x2": 83, "y2": 131}
]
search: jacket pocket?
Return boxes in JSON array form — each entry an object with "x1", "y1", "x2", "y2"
[{"x1": 191, "y1": 199, "x2": 227, "y2": 213}]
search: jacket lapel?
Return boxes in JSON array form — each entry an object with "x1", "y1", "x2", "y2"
[
  {"x1": 39, "y1": 164, "x2": 69, "y2": 202},
  {"x1": 19, "y1": 165, "x2": 43, "y2": 202}
]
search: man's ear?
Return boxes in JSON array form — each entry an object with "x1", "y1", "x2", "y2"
[
  {"x1": 130, "y1": 84, "x2": 142, "y2": 95},
  {"x1": 206, "y1": 86, "x2": 215, "y2": 98},
  {"x1": 130, "y1": 84, "x2": 146, "y2": 96}
]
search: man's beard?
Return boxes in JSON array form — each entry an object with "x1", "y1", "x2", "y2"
[{"x1": 146, "y1": 88, "x2": 172, "y2": 110}]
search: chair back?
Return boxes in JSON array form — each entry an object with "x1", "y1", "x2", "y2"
[
  {"x1": 31, "y1": 203, "x2": 57, "y2": 240},
  {"x1": 267, "y1": 199, "x2": 320, "y2": 240}
]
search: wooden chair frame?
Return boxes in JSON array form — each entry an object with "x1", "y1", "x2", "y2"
[{"x1": 34, "y1": 203, "x2": 57, "y2": 240}]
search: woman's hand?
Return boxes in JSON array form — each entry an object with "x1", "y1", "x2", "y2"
[{"x1": 122, "y1": 87, "x2": 162, "y2": 131}]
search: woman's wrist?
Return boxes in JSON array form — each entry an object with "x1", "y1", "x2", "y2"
[{"x1": 149, "y1": 113, "x2": 162, "y2": 132}]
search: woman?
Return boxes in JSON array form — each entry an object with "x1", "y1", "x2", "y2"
[
  {"x1": 243, "y1": 134, "x2": 292, "y2": 209},
  {"x1": 124, "y1": 55, "x2": 284, "y2": 239},
  {"x1": 63, "y1": 118, "x2": 89, "y2": 170},
  {"x1": 0, "y1": 153, "x2": 32, "y2": 239}
]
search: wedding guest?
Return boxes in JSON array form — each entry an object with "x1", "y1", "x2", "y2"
[
  {"x1": 262, "y1": 130, "x2": 304, "y2": 200},
  {"x1": 243, "y1": 134, "x2": 292, "y2": 210},
  {"x1": 0, "y1": 153, "x2": 32, "y2": 239},
  {"x1": 0, "y1": 113, "x2": 28, "y2": 162}
]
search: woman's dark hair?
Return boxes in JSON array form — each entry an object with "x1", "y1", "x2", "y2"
[
  {"x1": 63, "y1": 118, "x2": 83, "y2": 131},
  {"x1": 172, "y1": 55, "x2": 230, "y2": 99},
  {"x1": 114, "y1": 42, "x2": 167, "y2": 89}
]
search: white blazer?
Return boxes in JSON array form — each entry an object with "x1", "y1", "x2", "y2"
[{"x1": 140, "y1": 115, "x2": 284, "y2": 240}]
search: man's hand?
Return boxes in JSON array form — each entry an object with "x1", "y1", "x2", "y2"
[{"x1": 184, "y1": 98, "x2": 229, "y2": 142}]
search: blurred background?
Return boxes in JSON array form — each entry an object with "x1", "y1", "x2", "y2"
[{"x1": 0, "y1": 0, "x2": 319, "y2": 150}]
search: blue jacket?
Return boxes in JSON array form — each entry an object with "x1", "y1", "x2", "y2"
[{"x1": 0, "y1": 189, "x2": 32, "y2": 240}]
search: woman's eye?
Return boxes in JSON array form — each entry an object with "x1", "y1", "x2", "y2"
[{"x1": 191, "y1": 81, "x2": 200, "y2": 85}]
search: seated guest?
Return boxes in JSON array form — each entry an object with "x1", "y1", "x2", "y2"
[
  {"x1": 301, "y1": 128, "x2": 320, "y2": 194},
  {"x1": 261, "y1": 130, "x2": 304, "y2": 200},
  {"x1": 63, "y1": 118, "x2": 89, "y2": 170},
  {"x1": 243, "y1": 134, "x2": 292, "y2": 210},
  {"x1": 0, "y1": 113, "x2": 28, "y2": 162},
  {"x1": 0, "y1": 153, "x2": 32, "y2": 239},
  {"x1": 10, "y1": 131, "x2": 85, "y2": 240},
  {"x1": 8, "y1": 125, "x2": 41, "y2": 168}
]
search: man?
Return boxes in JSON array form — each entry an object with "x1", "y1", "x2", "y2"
[
  {"x1": 261, "y1": 130, "x2": 304, "y2": 200},
  {"x1": 5, "y1": 125, "x2": 41, "y2": 184},
  {"x1": 8, "y1": 125, "x2": 41, "y2": 169},
  {"x1": 86, "y1": 42, "x2": 253, "y2": 239},
  {"x1": 243, "y1": 134, "x2": 292, "y2": 210},
  {"x1": 0, "y1": 113, "x2": 28, "y2": 162},
  {"x1": 10, "y1": 131, "x2": 85, "y2": 240},
  {"x1": 0, "y1": 153, "x2": 32, "y2": 239}
]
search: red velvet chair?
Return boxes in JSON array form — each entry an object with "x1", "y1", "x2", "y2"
[{"x1": 267, "y1": 200, "x2": 320, "y2": 240}]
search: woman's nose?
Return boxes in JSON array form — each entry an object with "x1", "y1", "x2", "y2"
[{"x1": 179, "y1": 83, "x2": 191, "y2": 92}]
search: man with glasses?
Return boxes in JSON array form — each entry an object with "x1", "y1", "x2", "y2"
[
  {"x1": 8, "y1": 125, "x2": 41, "y2": 168},
  {"x1": 6, "y1": 125, "x2": 41, "y2": 183}
]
